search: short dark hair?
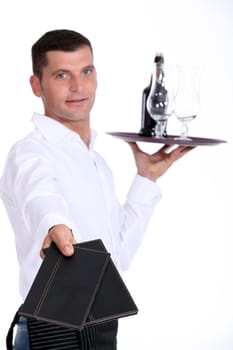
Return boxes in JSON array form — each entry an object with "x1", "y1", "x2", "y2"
[{"x1": 31, "y1": 29, "x2": 93, "y2": 80}]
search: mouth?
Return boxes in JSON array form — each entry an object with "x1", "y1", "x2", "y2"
[{"x1": 66, "y1": 98, "x2": 87, "y2": 105}]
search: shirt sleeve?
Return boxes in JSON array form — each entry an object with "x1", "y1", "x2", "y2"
[
  {"x1": 1, "y1": 139, "x2": 75, "y2": 244},
  {"x1": 116, "y1": 174, "x2": 162, "y2": 271}
]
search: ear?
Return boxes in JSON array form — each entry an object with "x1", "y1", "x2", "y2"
[{"x1": 30, "y1": 75, "x2": 42, "y2": 97}]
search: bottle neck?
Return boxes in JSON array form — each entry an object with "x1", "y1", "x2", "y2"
[{"x1": 152, "y1": 61, "x2": 164, "y2": 89}]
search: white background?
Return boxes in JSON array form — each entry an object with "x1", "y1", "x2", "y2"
[{"x1": 0, "y1": 0, "x2": 232, "y2": 349}]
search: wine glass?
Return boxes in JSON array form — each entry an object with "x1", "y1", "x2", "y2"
[
  {"x1": 146, "y1": 64, "x2": 176, "y2": 138},
  {"x1": 174, "y1": 65, "x2": 201, "y2": 140}
]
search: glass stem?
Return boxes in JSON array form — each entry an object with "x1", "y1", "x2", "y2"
[
  {"x1": 180, "y1": 122, "x2": 189, "y2": 138},
  {"x1": 155, "y1": 121, "x2": 166, "y2": 138}
]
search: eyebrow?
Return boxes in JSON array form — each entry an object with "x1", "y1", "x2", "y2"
[
  {"x1": 82, "y1": 64, "x2": 96, "y2": 71},
  {"x1": 51, "y1": 69, "x2": 69, "y2": 77},
  {"x1": 51, "y1": 64, "x2": 95, "y2": 76}
]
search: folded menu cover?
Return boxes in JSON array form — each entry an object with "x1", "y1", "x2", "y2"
[{"x1": 19, "y1": 239, "x2": 138, "y2": 330}]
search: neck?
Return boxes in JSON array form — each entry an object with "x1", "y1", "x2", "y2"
[
  {"x1": 46, "y1": 115, "x2": 91, "y2": 147},
  {"x1": 65, "y1": 120, "x2": 91, "y2": 146}
]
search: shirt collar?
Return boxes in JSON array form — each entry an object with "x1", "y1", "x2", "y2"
[{"x1": 31, "y1": 112, "x2": 97, "y2": 150}]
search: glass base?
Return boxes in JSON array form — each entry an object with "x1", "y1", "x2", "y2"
[
  {"x1": 154, "y1": 135, "x2": 167, "y2": 139},
  {"x1": 174, "y1": 136, "x2": 192, "y2": 141}
]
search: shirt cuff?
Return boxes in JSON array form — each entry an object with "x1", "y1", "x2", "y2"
[
  {"x1": 35, "y1": 213, "x2": 75, "y2": 240},
  {"x1": 127, "y1": 174, "x2": 162, "y2": 204}
]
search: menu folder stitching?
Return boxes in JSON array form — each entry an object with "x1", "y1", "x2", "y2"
[
  {"x1": 33, "y1": 252, "x2": 64, "y2": 317},
  {"x1": 19, "y1": 239, "x2": 138, "y2": 330}
]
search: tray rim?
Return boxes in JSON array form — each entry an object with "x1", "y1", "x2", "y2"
[{"x1": 106, "y1": 131, "x2": 227, "y2": 146}]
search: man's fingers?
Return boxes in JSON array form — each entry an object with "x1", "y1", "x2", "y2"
[
  {"x1": 50, "y1": 227, "x2": 75, "y2": 256},
  {"x1": 127, "y1": 141, "x2": 141, "y2": 154},
  {"x1": 171, "y1": 145, "x2": 195, "y2": 158},
  {"x1": 40, "y1": 234, "x2": 52, "y2": 259},
  {"x1": 40, "y1": 225, "x2": 76, "y2": 259}
]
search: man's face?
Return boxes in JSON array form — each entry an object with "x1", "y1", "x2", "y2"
[{"x1": 30, "y1": 46, "x2": 97, "y2": 126}]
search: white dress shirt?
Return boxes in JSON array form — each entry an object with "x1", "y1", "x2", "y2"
[{"x1": 0, "y1": 113, "x2": 162, "y2": 300}]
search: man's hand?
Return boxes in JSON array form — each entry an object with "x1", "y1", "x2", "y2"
[
  {"x1": 127, "y1": 142, "x2": 194, "y2": 182},
  {"x1": 40, "y1": 224, "x2": 77, "y2": 259}
]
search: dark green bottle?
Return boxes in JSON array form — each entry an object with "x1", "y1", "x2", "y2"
[{"x1": 139, "y1": 53, "x2": 167, "y2": 137}]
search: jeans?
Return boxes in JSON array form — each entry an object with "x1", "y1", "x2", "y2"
[{"x1": 13, "y1": 317, "x2": 30, "y2": 350}]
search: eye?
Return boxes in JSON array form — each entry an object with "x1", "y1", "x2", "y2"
[
  {"x1": 83, "y1": 67, "x2": 94, "y2": 76},
  {"x1": 56, "y1": 71, "x2": 67, "y2": 80}
]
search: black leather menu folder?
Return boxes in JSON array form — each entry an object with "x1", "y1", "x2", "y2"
[{"x1": 19, "y1": 239, "x2": 138, "y2": 330}]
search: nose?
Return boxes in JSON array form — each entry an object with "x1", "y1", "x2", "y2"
[{"x1": 70, "y1": 76, "x2": 82, "y2": 92}]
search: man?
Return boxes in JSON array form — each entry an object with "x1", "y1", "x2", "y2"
[{"x1": 0, "y1": 29, "x2": 192, "y2": 349}]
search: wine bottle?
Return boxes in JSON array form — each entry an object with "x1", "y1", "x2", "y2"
[
  {"x1": 140, "y1": 53, "x2": 168, "y2": 137},
  {"x1": 139, "y1": 76, "x2": 156, "y2": 136},
  {"x1": 146, "y1": 53, "x2": 169, "y2": 138}
]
